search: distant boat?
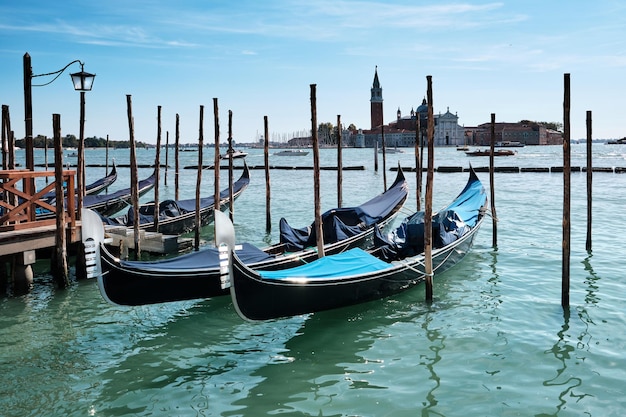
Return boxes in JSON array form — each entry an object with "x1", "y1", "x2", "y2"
[
  {"x1": 457, "y1": 145, "x2": 470, "y2": 151},
  {"x1": 220, "y1": 150, "x2": 248, "y2": 159},
  {"x1": 495, "y1": 141, "x2": 525, "y2": 148},
  {"x1": 275, "y1": 149, "x2": 309, "y2": 156},
  {"x1": 465, "y1": 149, "x2": 516, "y2": 157},
  {"x1": 606, "y1": 137, "x2": 626, "y2": 145},
  {"x1": 378, "y1": 147, "x2": 404, "y2": 154}
]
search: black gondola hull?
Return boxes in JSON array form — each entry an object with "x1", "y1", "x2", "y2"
[
  {"x1": 99, "y1": 247, "x2": 229, "y2": 306},
  {"x1": 230, "y1": 217, "x2": 482, "y2": 321},
  {"x1": 94, "y1": 168, "x2": 408, "y2": 306}
]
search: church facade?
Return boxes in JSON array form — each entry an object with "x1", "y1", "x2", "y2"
[{"x1": 352, "y1": 68, "x2": 465, "y2": 147}]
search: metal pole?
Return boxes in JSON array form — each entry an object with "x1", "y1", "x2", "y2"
[{"x1": 76, "y1": 90, "x2": 85, "y2": 220}]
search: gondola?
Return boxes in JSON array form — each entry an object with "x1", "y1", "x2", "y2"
[
  {"x1": 83, "y1": 167, "x2": 409, "y2": 306},
  {"x1": 225, "y1": 167, "x2": 487, "y2": 321},
  {"x1": 41, "y1": 162, "x2": 117, "y2": 200},
  {"x1": 81, "y1": 168, "x2": 157, "y2": 216},
  {"x1": 82, "y1": 162, "x2": 118, "y2": 195},
  {"x1": 100, "y1": 163, "x2": 250, "y2": 235}
]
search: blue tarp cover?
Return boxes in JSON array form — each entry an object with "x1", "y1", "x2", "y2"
[
  {"x1": 119, "y1": 242, "x2": 273, "y2": 272},
  {"x1": 258, "y1": 248, "x2": 390, "y2": 280},
  {"x1": 279, "y1": 172, "x2": 407, "y2": 251},
  {"x1": 374, "y1": 172, "x2": 486, "y2": 262}
]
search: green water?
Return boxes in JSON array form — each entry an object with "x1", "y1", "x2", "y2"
[{"x1": 1, "y1": 145, "x2": 625, "y2": 416}]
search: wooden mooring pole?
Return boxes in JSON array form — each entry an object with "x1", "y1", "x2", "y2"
[
  {"x1": 424, "y1": 75, "x2": 435, "y2": 302},
  {"x1": 126, "y1": 95, "x2": 141, "y2": 260},
  {"x1": 490, "y1": 113, "x2": 498, "y2": 247},
  {"x1": 264, "y1": 116, "x2": 271, "y2": 233},
  {"x1": 374, "y1": 140, "x2": 378, "y2": 172},
  {"x1": 337, "y1": 114, "x2": 343, "y2": 208},
  {"x1": 586, "y1": 110, "x2": 592, "y2": 252},
  {"x1": 213, "y1": 98, "x2": 220, "y2": 227},
  {"x1": 175, "y1": 113, "x2": 180, "y2": 201},
  {"x1": 164, "y1": 131, "x2": 169, "y2": 186},
  {"x1": 415, "y1": 115, "x2": 421, "y2": 211},
  {"x1": 51, "y1": 113, "x2": 69, "y2": 287},
  {"x1": 381, "y1": 125, "x2": 387, "y2": 191},
  {"x1": 195, "y1": 105, "x2": 204, "y2": 251},
  {"x1": 562, "y1": 73, "x2": 571, "y2": 308},
  {"x1": 2, "y1": 104, "x2": 9, "y2": 170},
  {"x1": 105, "y1": 134, "x2": 109, "y2": 190},
  {"x1": 310, "y1": 84, "x2": 325, "y2": 258},
  {"x1": 153, "y1": 106, "x2": 162, "y2": 233},
  {"x1": 227, "y1": 110, "x2": 234, "y2": 222}
]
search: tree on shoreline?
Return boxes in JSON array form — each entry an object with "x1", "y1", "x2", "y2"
[{"x1": 15, "y1": 134, "x2": 150, "y2": 149}]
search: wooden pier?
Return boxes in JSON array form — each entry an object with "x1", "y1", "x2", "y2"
[
  {"x1": 0, "y1": 168, "x2": 188, "y2": 295},
  {"x1": 0, "y1": 169, "x2": 80, "y2": 293}
]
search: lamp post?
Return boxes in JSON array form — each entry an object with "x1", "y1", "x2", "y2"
[
  {"x1": 23, "y1": 52, "x2": 95, "y2": 170},
  {"x1": 70, "y1": 62, "x2": 96, "y2": 216},
  {"x1": 23, "y1": 52, "x2": 95, "y2": 219}
]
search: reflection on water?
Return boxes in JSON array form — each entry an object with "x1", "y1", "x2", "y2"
[
  {"x1": 420, "y1": 312, "x2": 445, "y2": 416},
  {"x1": 540, "y1": 254, "x2": 601, "y2": 416},
  {"x1": 542, "y1": 309, "x2": 590, "y2": 417},
  {"x1": 3, "y1": 146, "x2": 626, "y2": 416}
]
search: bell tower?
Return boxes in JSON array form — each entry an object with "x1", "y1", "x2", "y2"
[{"x1": 370, "y1": 66, "x2": 383, "y2": 129}]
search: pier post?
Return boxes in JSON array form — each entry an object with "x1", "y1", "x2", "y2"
[
  {"x1": 212, "y1": 99, "x2": 220, "y2": 232},
  {"x1": 381, "y1": 125, "x2": 387, "y2": 191},
  {"x1": 227, "y1": 110, "x2": 234, "y2": 222},
  {"x1": 562, "y1": 73, "x2": 571, "y2": 308},
  {"x1": 424, "y1": 75, "x2": 435, "y2": 302},
  {"x1": 264, "y1": 116, "x2": 271, "y2": 233},
  {"x1": 51, "y1": 114, "x2": 70, "y2": 287},
  {"x1": 337, "y1": 114, "x2": 343, "y2": 208},
  {"x1": 127, "y1": 95, "x2": 141, "y2": 260},
  {"x1": 194, "y1": 105, "x2": 204, "y2": 251},
  {"x1": 414, "y1": 116, "x2": 421, "y2": 211},
  {"x1": 310, "y1": 84, "x2": 325, "y2": 258},
  {"x1": 175, "y1": 113, "x2": 180, "y2": 201},
  {"x1": 13, "y1": 251, "x2": 35, "y2": 295},
  {"x1": 164, "y1": 131, "x2": 169, "y2": 186},
  {"x1": 586, "y1": 110, "x2": 592, "y2": 252},
  {"x1": 153, "y1": 106, "x2": 162, "y2": 233},
  {"x1": 490, "y1": 113, "x2": 498, "y2": 247}
]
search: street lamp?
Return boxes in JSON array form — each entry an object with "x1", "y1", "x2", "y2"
[
  {"x1": 23, "y1": 52, "x2": 95, "y2": 220},
  {"x1": 23, "y1": 52, "x2": 96, "y2": 170},
  {"x1": 69, "y1": 62, "x2": 96, "y2": 211},
  {"x1": 70, "y1": 63, "x2": 96, "y2": 92}
]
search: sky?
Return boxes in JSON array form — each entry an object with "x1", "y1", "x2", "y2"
[{"x1": 1, "y1": 0, "x2": 625, "y2": 145}]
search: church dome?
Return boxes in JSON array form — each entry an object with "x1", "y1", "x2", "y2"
[{"x1": 416, "y1": 97, "x2": 428, "y2": 114}]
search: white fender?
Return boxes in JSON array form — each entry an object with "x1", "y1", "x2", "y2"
[
  {"x1": 81, "y1": 208, "x2": 105, "y2": 279},
  {"x1": 214, "y1": 209, "x2": 236, "y2": 289}
]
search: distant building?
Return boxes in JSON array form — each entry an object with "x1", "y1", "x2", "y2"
[
  {"x1": 466, "y1": 122, "x2": 563, "y2": 146},
  {"x1": 353, "y1": 68, "x2": 465, "y2": 147}
]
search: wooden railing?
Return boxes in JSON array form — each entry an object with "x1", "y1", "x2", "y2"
[{"x1": 0, "y1": 169, "x2": 76, "y2": 232}]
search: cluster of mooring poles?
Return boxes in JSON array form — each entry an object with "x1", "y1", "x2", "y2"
[
  {"x1": 1, "y1": 63, "x2": 596, "y2": 310},
  {"x1": 371, "y1": 74, "x2": 592, "y2": 308}
]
